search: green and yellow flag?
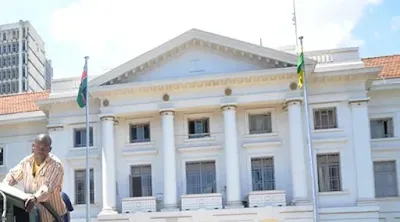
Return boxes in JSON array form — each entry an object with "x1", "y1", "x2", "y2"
[
  {"x1": 297, "y1": 52, "x2": 304, "y2": 88},
  {"x1": 76, "y1": 60, "x2": 88, "y2": 108}
]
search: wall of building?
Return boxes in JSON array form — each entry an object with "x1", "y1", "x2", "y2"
[
  {"x1": 0, "y1": 120, "x2": 47, "y2": 191},
  {"x1": 26, "y1": 31, "x2": 46, "y2": 92},
  {"x1": 369, "y1": 89, "x2": 400, "y2": 221},
  {"x1": 36, "y1": 73, "x2": 391, "y2": 220},
  {"x1": 1, "y1": 41, "x2": 398, "y2": 222},
  {"x1": 0, "y1": 83, "x2": 397, "y2": 221}
]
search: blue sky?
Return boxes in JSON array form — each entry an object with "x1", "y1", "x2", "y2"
[{"x1": 1, "y1": 0, "x2": 399, "y2": 79}]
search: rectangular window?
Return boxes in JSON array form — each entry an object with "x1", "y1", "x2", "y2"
[
  {"x1": 251, "y1": 157, "x2": 275, "y2": 191},
  {"x1": 249, "y1": 113, "x2": 272, "y2": 134},
  {"x1": 370, "y1": 118, "x2": 394, "y2": 139},
  {"x1": 130, "y1": 124, "x2": 150, "y2": 143},
  {"x1": 188, "y1": 118, "x2": 210, "y2": 139},
  {"x1": 186, "y1": 161, "x2": 216, "y2": 194},
  {"x1": 317, "y1": 153, "x2": 342, "y2": 192},
  {"x1": 374, "y1": 161, "x2": 398, "y2": 198},
  {"x1": 313, "y1": 107, "x2": 337, "y2": 130},
  {"x1": 73, "y1": 127, "x2": 93, "y2": 148},
  {"x1": 74, "y1": 169, "x2": 94, "y2": 204},
  {"x1": 130, "y1": 165, "x2": 152, "y2": 197}
]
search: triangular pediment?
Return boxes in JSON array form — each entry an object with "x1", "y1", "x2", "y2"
[{"x1": 89, "y1": 29, "x2": 311, "y2": 87}]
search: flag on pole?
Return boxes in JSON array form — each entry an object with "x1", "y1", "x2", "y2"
[
  {"x1": 297, "y1": 51, "x2": 304, "y2": 88},
  {"x1": 76, "y1": 57, "x2": 91, "y2": 222},
  {"x1": 77, "y1": 61, "x2": 88, "y2": 108}
]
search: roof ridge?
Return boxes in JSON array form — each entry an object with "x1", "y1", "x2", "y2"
[
  {"x1": 362, "y1": 54, "x2": 400, "y2": 60},
  {"x1": 0, "y1": 90, "x2": 50, "y2": 98}
]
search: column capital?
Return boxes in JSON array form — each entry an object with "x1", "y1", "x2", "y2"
[
  {"x1": 221, "y1": 104, "x2": 236, "y2": 111},
  {"x1": 285, "y1": 98, "x2": 303, "y2": 107},
  {"x1": 160, "y1": 110, "x2": 175, "y2": 116},
  {"x1": 47, "y1": 124, "x2": 64, "y2": 132},
  {"x1": 349, "y1": 97, "x2": 370, "y2": 105},
  {"x1": 100, "y1": 115, "x2": 115, "y2": 121}
]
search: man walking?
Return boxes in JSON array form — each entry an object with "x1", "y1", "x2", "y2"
[{"x1": 2, "y1": 133, "x2": 67, "y2": 221}]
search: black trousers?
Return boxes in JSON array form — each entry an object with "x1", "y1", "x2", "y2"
[
  {"x1": 13, "y1": 206, "x2": 31, "y2": 221},
  {"x1": 14, "y1": 206, "x2": 67, "y2": 222}
]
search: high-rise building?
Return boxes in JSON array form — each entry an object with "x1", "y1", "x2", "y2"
[
  {"x1": 45, "y1": 59, "x2": 53, "y2": 90},
  {"x1": 0, "y1": 20, "x2": 52, "y2": 95}
]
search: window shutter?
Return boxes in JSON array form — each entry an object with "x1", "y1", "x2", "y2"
[
  {"x1": 131, "y1": 126, "x2": 137, "y2": 141},
  {"x1": 188, "y1": 121, "x2": 195, "y2": 135},
  {"x1": 203, "y1": 119, "x2": 209, "y2": 134},
  {"x1": 144, "y1": 125, "x2": 150, "y2": 140}
]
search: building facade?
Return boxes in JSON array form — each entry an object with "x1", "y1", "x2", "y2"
[
  {"x1": 0, "y1": 29, "x2": 400, "y2": 222},
  {"x1": 0, "y1": 20, "x2": 53, "y2": 95}
]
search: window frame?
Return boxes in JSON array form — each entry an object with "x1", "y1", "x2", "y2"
[
  {"x1": 129, "y1": 123, "x2": 151, "y2": 143},
  {"x1": 370, "y1": 117, "x2": 394, "y2": 139},
  {"x1": 313, "y1": 107, "x2": 338, "y2": 130},
  {"x1": 129, "y1": 164, "x2": 153, "y2": 197},
  {"x1": 369, "y1": 113, "x2": 398, "y2": 140},
  {"x1": 73, "y1": 127, "x2": 94, "y2": 148},
  {"x1": 187, "y1": 118, "x2": 210, "y2": 139},
  {"x1": 250, "y1": 156, "x2": 275, "y2": 191},
  {"x1": 126, "y1": 117, "x2": 154, "y2": 144},
  {"x1": 185, "y1": 160, "x2": 217, "y2": 195},
  {"x1": 244, "y1": 108, "x2": 277, "y2": 137},
  {"x1": 309, "y1": 103, "x2": 342, "y2": 132},
  {"x1": 373, "y1": 160, "x2": 398, "y2": 198},
  {"x1": 183, "y1": 113, "x2": 214, "y2": 141},
  {"x1": 74, "y1": 168, "x2": 95, "y2": 205},
  {"x1": 316, "y1": 152, "x2": 343, "y2": 193},
  {"x1": 181, "y1": 156, "x2": 219, "y2": 195}
]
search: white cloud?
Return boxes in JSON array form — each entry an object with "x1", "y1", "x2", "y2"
[
  {"x1": 392, "y1": 16, "x2": 400, "y2": 31},
  {"x1": 50, "y1": 0, "x2": 381, "y2": 77}
]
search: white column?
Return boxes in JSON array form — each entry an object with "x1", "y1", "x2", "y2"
[
  {"x1": 350, "y1": 99, "x2": 375, "y2": 205},
  {"x1": 47, "y1": 126, "x2": 69, "y2": 191},
  {"x1": 286, "y1": 99, "x2": 308, "y2": 204},
  {"x1": 222, "y1": 105, "x2": 243, "y2": 208},
  {"x1": 160, "y1": 110, "x2": 178, "y2": 210},
  {"x1": 99, "y1": 116, "x2": 117, "y2": 215}
]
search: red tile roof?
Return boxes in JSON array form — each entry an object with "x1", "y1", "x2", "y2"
[
  {"x1": 0, "y1": 91, "x2": 49, "y2": 116},
  {"x1": 362, "y1": 54, "x2": 400, "y2": 79}
]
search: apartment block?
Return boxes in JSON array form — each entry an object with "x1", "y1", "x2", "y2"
[{"x1": 0, "y1": 20, "x2": 53, "y2": 95}]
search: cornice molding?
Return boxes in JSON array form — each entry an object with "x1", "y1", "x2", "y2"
[
  {"x1": 90, "y1": 70, "x2": 376, "y2": 98},
  {"x1": 38, "y1": 66, "x2": 379, "y2": 108}
]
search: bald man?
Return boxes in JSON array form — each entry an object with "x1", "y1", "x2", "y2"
[{"x1": 2, "y1": 133, "x2": 67, "y2": 222}]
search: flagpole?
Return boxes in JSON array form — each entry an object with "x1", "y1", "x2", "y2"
[
  {"x1": 84, "y1": 56, "x2": 91, "y2": 222},
  {"x1": 299, "y1": 36, "x2": 319, "y2": 222},
  {"x1": 292, "y1": 0, "x2": 299, "y2": 52}
]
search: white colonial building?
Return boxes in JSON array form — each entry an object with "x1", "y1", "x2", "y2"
[{"x1": 0, "y1": 29, "x2": 400, "y2": 222}]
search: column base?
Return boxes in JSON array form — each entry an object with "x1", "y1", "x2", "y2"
[
  {"x1": 356, "y1": 198, "x2": 377, "y2": 206},
  {"x1": 225, "y1": 200, "x2": 244, "y2": 209},
  {"x1": 161, "y1": 203, "x2": 179, "y2": 212},
  {"x1": 291, "y1": 198, "x2": 310, "y2": 206},
  {"x1": 98, "y1": 208, "x2": 118, "y2": 216}
]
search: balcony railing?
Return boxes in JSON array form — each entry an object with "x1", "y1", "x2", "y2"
[
  {"x1": 121, "y1": 196, "x2": 157, "y2": 213},
  {"x1": 181, "y1": 193, "x2": 223, "y2": 211},
  {"x1": 248, "y1": 190, "x2": 286, "y2": 208}
]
